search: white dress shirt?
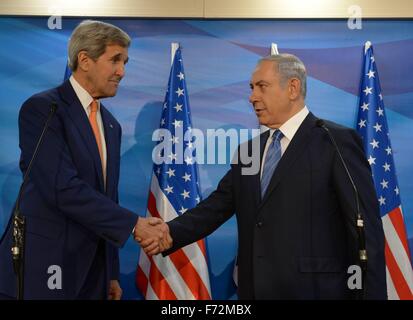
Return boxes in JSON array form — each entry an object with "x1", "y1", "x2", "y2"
[
  {"x1": 69, "y1": 76, "x2": 107, "y2": 183},
  {"x1": 260, "y1": 106, "x2": 309, "y2": 179}
]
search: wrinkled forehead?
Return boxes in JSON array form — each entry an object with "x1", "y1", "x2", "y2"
[
  {"x1": 105, "y1": 43, "x2": 128, "y2": 54},
  {"x1": 251, "y1": 60, "x2": 278, "y2": 82},
  {"x1": 102, "y1": 44, "x2": 129, "y2": 61}
]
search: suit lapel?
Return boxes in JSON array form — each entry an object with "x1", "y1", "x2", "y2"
[
  {"x1": 259, "y1": 113, "x2": 317, "y2": 209},
  {"x1": 100, "y1": 106, "x2": 117, "y2": 197},
  {"x1": 58, "y1": 80, "x2": 105, "y2": 192}
]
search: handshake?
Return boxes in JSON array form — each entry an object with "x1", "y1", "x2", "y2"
[{"x1": 133, "y1": 217, "x2": 173, "y2": 256}]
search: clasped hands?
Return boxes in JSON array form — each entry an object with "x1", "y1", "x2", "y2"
[{"x1": 134, "y1": 217, "x2": 172, "y2": 256}]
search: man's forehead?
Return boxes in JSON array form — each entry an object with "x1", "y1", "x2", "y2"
[
  {"x1": 105, "y1": 44, "x2": 128, "y2": 55},
  {"x1": 251, "y1": 62, "x2": 277, "y2": 82}
]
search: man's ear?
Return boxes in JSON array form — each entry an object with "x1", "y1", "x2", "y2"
[
  {"x1": 288, "y1": 78, "x2": 301, "y2": 100},
  {"x1": 77, "y1": 51, "x2": 90, "y2": 72}
]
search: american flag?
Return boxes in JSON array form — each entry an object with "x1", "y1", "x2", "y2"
[
  {"x1": 136, "y1": 45, "x2": 211, "y2": 299},
  {"x1": 356, "y1": 41, "x2": 413, "y2": 299}
]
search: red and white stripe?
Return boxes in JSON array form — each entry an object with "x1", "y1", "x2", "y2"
[
  {"x1": 136, "y1": 173, "x2": 211, "y2": 300},
  {"x1": 382, "y1": 206, "x2": 413, "y2": 300}
]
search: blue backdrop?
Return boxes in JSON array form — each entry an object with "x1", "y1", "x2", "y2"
[{"x1": 0, "y1": 17, "x2": 412, "y2": 299}]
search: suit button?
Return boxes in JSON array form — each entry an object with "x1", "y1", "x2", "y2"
[{"x1": 256, "y1": 222, "x2": 262, "y2": 228}]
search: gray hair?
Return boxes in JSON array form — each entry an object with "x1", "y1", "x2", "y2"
[
  {"x1": 68, "y1": 20, "x2": 131, "y2": 71},
  {"x1": 258, "y1": 53, "x2": 307, "y2": 98}
]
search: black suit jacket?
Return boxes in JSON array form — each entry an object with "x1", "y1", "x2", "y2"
[{"x1": 166, "y1": 112, "x2": 386, "y2": 299}]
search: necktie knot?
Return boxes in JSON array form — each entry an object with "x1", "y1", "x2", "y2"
[
  {"x1": 271, "y1": 129, "x2": 283, "y2": 143},
  {"x1": 90, "y1": 100, "x2": 99, "y2": 113}
]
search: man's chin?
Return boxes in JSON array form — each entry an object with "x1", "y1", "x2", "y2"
[
  {"x1": 257, "y1": 117, "x2": 268, "y2": 127},
  {"x1": 104, "y1": 91, "x2": 117, "y2": 98}
]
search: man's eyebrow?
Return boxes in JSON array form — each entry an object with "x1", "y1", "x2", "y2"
[
  {"x1": 111, "y1": 53, "x2": 129, "y2": 63},
  {"x1": 250, "y1": 80, "x2": 269, "y2": 88}
]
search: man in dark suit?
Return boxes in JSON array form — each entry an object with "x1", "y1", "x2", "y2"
[
  {"x1": 0, "y1": 20, "x2": 168, "y2": 300},
  {"x1": 143, "y1": 53, "x2": 387, "y2": 299}
]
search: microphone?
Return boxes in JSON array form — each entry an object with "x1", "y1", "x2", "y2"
[
  {"x1": 11, "y1": 101, "x2": 58, "y2": 300},
  {"x1": 316, "y1": 119, "x2": 367, "y2": 273}
]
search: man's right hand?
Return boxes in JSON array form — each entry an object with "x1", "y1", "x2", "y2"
[{"x1": 134, "y1": 217, "x2": 172, "y2": 255}]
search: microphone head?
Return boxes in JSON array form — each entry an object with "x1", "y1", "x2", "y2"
[{"x1": 316, "y1": 119, "x2": 325, "y2": 128}]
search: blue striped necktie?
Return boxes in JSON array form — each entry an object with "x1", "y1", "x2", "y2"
[{"x1": 261, "y1": 130, "x2": 283, "y2": 198}]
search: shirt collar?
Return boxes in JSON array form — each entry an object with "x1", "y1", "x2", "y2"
[
  {"x1": 69, "y1": 75, "x2": 99, "y2": 113},
  {"x1": 269, "y1": 106, "x2": 309, "y2": 141}
]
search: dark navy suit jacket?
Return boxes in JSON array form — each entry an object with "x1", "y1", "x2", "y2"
[
  {"x1": 166, "y1": 112, "x2": 387, "y2": 299},
  {"x1": 0, "y1": 80, "x2": 137, "y2": 299}
]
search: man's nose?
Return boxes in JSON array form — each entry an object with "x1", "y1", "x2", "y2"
[
  {"x1": 249, "y1": 90, "x2": 258, "y2": 104},
  {"x1": 116, "y1": 64, "x2": 125, "y2": 78}
]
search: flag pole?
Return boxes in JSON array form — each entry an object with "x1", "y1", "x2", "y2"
[
  {"x1": 171, "y1": 42, "x2": 179, "y2": 66},
  {"x1": 364, "y1": 41, "x2": 371, "y2": 54},
  {"x1": 271, "y1": 43, "x2": 279, "y2": 55}
]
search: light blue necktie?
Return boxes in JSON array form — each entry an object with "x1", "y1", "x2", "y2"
[{"x1": 261, "y1": 130, "x2": 283, "y2": 198}]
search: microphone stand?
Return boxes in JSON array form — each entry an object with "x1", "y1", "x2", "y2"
[
  {"x1": 11, "y1": 102, "x2": 58, "y2": 300},
  {"x1": 316, "y1": 119, "x2": 367, "y2": 299}
]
